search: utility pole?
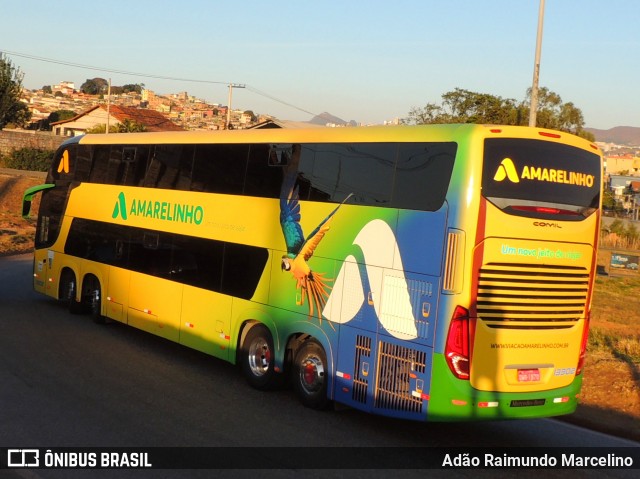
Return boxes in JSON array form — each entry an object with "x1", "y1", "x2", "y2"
[
  {"x1": 529, "y1": 0, "x2": 545, "y2": 127},
  {"x1": 106, "y1": 78, "x2": 112, "y2": 134},
  {"x1": 226, "y1": 83, "x2": 246, "y2": 129}
]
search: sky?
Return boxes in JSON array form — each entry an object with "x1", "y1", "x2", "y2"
[{"x1": 2, "y1": 0, "x2": 638, "y2": 129}]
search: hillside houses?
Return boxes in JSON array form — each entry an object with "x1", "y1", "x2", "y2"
[
  {"x1": 22, "y1": 82, "x2": 264, "y2": 132},
  {"x1": 50, "y1": 105, "x2": 184, "y2": 136}
]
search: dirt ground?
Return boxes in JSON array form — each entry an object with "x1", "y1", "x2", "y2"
[
  {"x1": 0, "y1": 173, "x2": 41, "y2": 257},
  {"x1": 1, "y1": 172, "x2": 638, "y2": 441}
]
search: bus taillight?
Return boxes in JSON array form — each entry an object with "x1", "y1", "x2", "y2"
[
  {"x1": 445, "y1": 306, "x2": 470, "y2": 380},
  {"x1": 576, "y1": 312, "x2": 591, "y2": 375}
]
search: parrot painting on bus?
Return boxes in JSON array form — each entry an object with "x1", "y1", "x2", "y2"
[{"x1": 279, "y1": 144, "x2": 351, "y2": 328}]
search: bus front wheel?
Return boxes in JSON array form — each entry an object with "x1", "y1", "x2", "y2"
[
  {"x1": 240, "y1": 324, "x2": 279, "y2": 390},
  {"x1": 292, "y1": 339, "x2": 329, "y2": 410}
]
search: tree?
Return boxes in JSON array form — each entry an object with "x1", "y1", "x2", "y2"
[
  {"x1": 80, "y1": 78, "x2": 109, "y2": 95},
  {"x1": 406, "y1": 87, "x2": 593, "y2": 140},
  {"x1": 0, "y1": 53, "x2": 31, "y2": 129},
  {"x1": 85, "y1": 119, "x2": 146, "y2": 134}
]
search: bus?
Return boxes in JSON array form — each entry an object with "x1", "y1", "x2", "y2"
[{"x1": 23, "y1": 124, "x2": 602, "y2": 421}]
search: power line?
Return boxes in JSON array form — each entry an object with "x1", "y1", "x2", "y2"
[
  {"x1": 2, "y1": 49, "x2": 230, "y2": 85},
  {"x1": 1, "y1": 49, "x2": 319, "y2": 118}
]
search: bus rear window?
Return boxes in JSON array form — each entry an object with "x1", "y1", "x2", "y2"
[{"x1": 482, "y1": 138, "x2": 601, "y2": 220}]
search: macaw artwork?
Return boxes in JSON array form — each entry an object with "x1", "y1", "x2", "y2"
[{"x1": 279, "y1": 145, "x2": 351, "y2": 328}]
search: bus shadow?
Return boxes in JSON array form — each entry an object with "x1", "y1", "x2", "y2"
[
  {"x1": 604, "y1": 335, "x2": 640, "y2": 386},
  {"x1": 558, "y1": 403, "x2": 640, "y2": 443}
]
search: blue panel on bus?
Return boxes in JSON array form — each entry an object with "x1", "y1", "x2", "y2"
[
  {"x1": 334, "y1": 325, "x2": 433, "y2": 421},
  {"x1": 395, "y1": 207, "x2": 448, "y2": 276}
]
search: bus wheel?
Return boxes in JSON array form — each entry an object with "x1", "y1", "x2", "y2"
[
  {"x1": 60, "y1": 270, "x2": 82, "y2": 314},
  {"x1": 293, "y1": 339, "x2": 329, "y2": 410},
  {"x1": 241, "y1": 324, "x2": 279, "y2": 390},
  {"x1": 90, "y1": 282, "x2": 106, "y2": 324}
]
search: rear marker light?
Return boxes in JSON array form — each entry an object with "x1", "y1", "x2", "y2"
[
  {"x1": 452, "y1": 399, "x2": 467, "y2": 406},
  {"x1": 478, "y1": 401, "x2": 499, "y2": 408},
  {"x1": 553, "y1": 397, "x2": 570, "y2": 403},
  {"x1": 539, "y1": 131, "x2": 561, "y2": 139}
]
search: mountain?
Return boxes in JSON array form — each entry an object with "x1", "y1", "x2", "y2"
[
  {"x1": 585, "y1": 126, "x2": 640, "y2": 145},
  {"x1": 309, "y1": 112, "x2": 353, "y2": 126}
]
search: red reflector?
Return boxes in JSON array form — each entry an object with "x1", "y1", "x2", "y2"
[{"x1": 539, "y1": 131, "x2": 561, "y2": 139}]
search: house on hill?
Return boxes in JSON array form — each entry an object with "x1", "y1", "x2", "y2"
[{"x1": 51, "y1": 105, "x2": 183, "y2": 136}]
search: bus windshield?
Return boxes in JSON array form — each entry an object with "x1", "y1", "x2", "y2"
[{"x1": 482, "y1": 138, "x2": 601, "y2": 220}]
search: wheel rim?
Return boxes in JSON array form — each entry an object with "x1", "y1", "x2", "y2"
[
  {"x1": 247, "y1": 337, "x2": 271, "y2": 377},
  {"x1": 299, "y1": 355, "x2": 325, "y2": 394},
  {"x1": 67, "y1": 279, "x2": 75, "y2": 301}
]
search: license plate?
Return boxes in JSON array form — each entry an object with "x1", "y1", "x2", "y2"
[{"x1": 518, "y1": 369, "x2": 540, "y2": 382}]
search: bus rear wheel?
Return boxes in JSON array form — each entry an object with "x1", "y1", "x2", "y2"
[
  {"x1": 292, "y1": 339, "x2": 329, "y2": 410},
  {"x1": 60, "y1": 270, "x2": 82, "y2": 314},
  {"x1": 240, "y1": 324, "x2": 279, "y2": 390},
  {"x1": 89, "y1": 281, "x2": 105, "y2": 324}
]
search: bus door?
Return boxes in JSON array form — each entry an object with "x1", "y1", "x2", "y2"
[{"x1": 33, "y1": 249, "x2": 50, "y2": 296}]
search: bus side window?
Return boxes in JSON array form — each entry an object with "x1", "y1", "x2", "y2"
[
  {"x1": 192, "y1": 144, "x2": 247, "y2": 195},
  {"x1": 106, "y1": 146, "x2": 126, "y2": 184},
  {"x1": 143, "y1": 145, "x2": 193, "y2": 189},
  {"x1": 89, "y1": 146, "x2": 110, "y2": 184},
  {"x1": 244, "y1": 144, "x2": 282, "y2": 198},
  {"x1": 333, "y1": 143, "x2": 395, "y2": 206},
  {"x1": 297, "y1": 145, "x2": 335, "y2": 202},
  {"x1": 75, "y1": 145, "x2": 93, "y2": 182},
  {"x1": 393, "y1": 143, "x2": 457, "y2": 211}
]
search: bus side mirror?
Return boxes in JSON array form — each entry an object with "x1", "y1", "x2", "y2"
[
  {"x1": 22, "y1": 199, "x2": 32, "y2": 218},
  {"x1": 22, "y1": 183, "x2": 56, "y2": 219}
]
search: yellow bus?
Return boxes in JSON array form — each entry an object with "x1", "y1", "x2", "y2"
[{"x1": 23, "y1": 124, "x2": 602, "y2": 421}]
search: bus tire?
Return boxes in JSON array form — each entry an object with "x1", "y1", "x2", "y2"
[
  {"x1": 240, "y1": 324, "x2": 279, "y2": 390},
  {"x1": 60, "y1": 270, "x2": 82, "y2": 314},
  {"x1": 292, "y1": 339, "x2": 329, "y2": 410},
  {"x1": 90, "y1": 281, "x2": 106, "y2": 324}
]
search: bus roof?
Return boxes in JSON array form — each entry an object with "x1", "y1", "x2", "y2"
[{"x1": 70, "y1": 124, "x2": 600, "y2": 153}]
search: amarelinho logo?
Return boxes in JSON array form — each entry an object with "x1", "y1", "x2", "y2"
[
  {"x1": 493, "y1": 158, "x2": 520, "y2": 183},
  {"x1": 493, "y1": 157, "x2": 595, "y2": 188},
  {"x1": 112, "y1": 192, "x2": 204, "y2": 225}
]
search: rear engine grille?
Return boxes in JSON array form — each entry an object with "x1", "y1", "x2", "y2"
[
  {"x1": 477, "y1": 262, "x2": 589, "y2": 330},
  {"x1": 374, "y1": 342, "x2": 426, "y2": 413}
]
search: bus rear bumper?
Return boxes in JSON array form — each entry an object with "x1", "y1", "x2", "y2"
[{"x1": 426, "y1": 355, "x2": 582, "y2": 421}]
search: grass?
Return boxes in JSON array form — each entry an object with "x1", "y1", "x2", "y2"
[{"x1": 570, "y1": 268, "x2": 640, "y2": 440}]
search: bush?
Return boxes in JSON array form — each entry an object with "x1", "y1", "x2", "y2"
[{"x1": 4, "y1": 147, "x2": 54, "y2": 171}]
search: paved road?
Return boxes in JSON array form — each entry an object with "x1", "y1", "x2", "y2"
[{"x1": 0, "y1": 254, "x2": 637, "y2": 478}]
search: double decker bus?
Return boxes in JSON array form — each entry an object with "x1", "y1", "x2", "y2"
[{"x1": 23, "y1": 124, "x2": 602, "y2": 421}]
